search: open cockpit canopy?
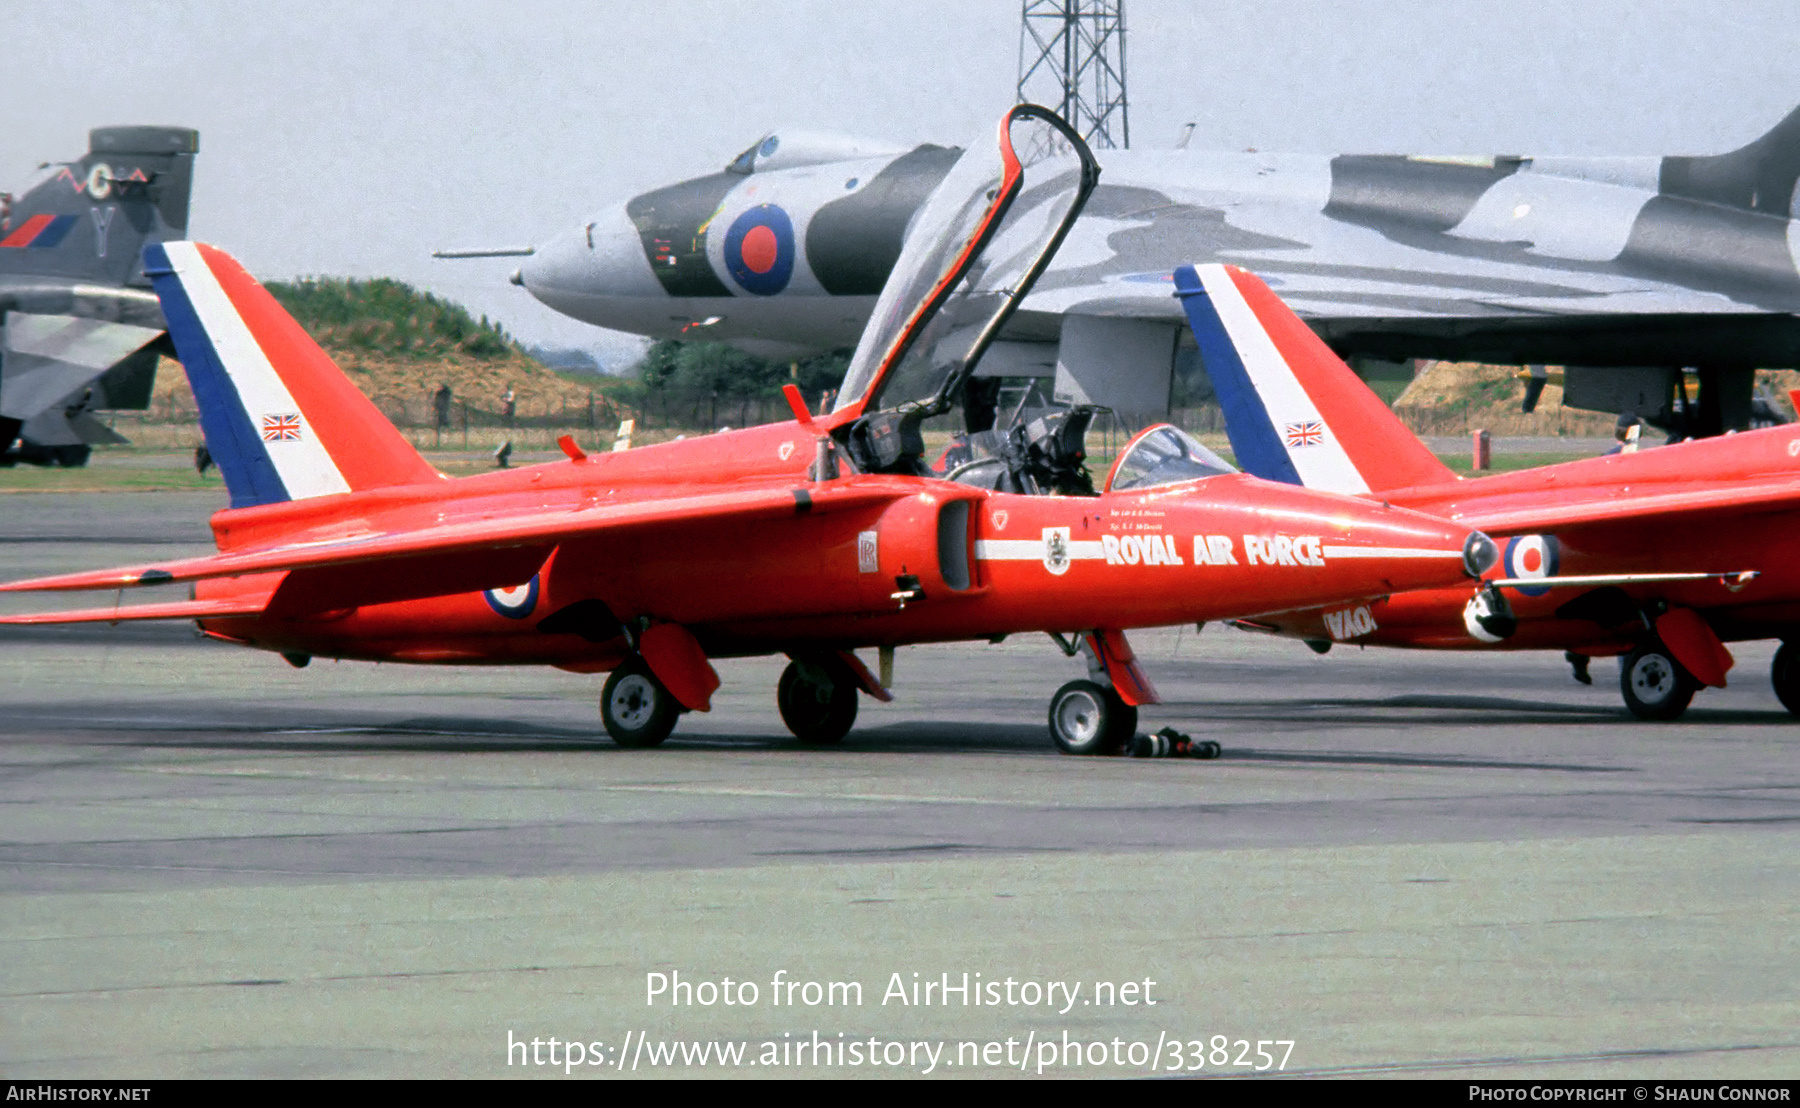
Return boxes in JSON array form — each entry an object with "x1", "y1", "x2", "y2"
[{"x1": 833, "y1": 105, "x2": 1098, "y2": 419}]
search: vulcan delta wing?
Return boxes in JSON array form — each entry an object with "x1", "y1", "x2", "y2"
[
  {"x1": 482, "y1": 104, "x2": 1800, "y2": 436},
  {"x1": 0, "y1": 107, "x2": 1492, "y2": 756},
  {"x1": 1, "y1": 127, "x2": 198, "y2": 466},
  {"x1": 1176, "y1": 261, "x2": 1800, "y2": 722}
]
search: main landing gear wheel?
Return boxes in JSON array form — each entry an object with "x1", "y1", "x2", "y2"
[
  {"x1": 601, "y1": 659, "x2": 679, "y2": 748},
  {"x1": 1772, "y1": 641, "x2": 1800, "y2": 716},
  {"x1": 1048, "y1": 679, "x2": 1136, "y2": 756},
  {"x1": 778, "y1": 659, "x2": 859, "y2": 744},
  {"x1": 1619, "y1": 641, "x2": 1698, "y2": 722}
]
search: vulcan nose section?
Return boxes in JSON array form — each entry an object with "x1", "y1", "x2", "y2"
[{"x1": 516, "y1": 204, "x2": 667, "y2": 326}]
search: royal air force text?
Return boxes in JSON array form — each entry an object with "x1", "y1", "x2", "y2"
[{"x1": 1100, "y1": 534, "x2": 1326, "y2": 568}]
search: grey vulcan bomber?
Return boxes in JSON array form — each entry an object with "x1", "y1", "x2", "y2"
[
  {"x1": 485, "y1": 106, "x2": 1800, "y2": 437},
  {"x1": 0, "y1": 126, "x2": 198, "y2": 465}
]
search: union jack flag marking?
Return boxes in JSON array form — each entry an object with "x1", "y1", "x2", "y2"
[
  {"x1": 1284, "y1": 420, "x2": 1324, "y2": 448},
  {"x1": 262, "y1": 413, "x2": 302, "y2": 442}
]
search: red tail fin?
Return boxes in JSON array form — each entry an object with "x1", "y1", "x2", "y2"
[{"x1": 1175, "y1": 263, "x2": 1455, "y2": 494}]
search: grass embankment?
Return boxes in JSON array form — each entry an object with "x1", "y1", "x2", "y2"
[
  {"x1": 1394, "y1": 362, "x2": 1800, "y2": 435},
  {"x1": 1395, "y1": 362, "x2": 1613, "y2": 436},
  {"x1": 105, "y1": 276, "x2": 630, "y2": 454}
]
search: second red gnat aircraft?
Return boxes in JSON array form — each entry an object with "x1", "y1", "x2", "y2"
[
  {"x1": 0, "y1": 108, "x2": 1494, "y2": 753},
  {"x1": 1176, "y1": 262, "x2": 1800, "y2": 722}
]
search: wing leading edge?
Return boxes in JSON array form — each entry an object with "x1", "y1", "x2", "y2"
[
  {"x1": 0, "y1": 481, "x2": 901, "y2": 606},
  {"x1": 0, "y1": 597, "x2": 272, "y2": 626},
  {"x1": 1434, "y1": 479, "x2": 1800, "y2": 536}
]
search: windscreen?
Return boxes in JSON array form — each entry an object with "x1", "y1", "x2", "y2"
[
  {"x1": 1107, "y1": 425, "x2": 1238, "y2": 492},
  {"x1": 834, "y1": 107, "x2": 1094, "y2": 415}
]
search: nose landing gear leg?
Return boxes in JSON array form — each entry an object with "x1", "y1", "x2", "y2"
[
  {"x1": 1048, "y1": 678, "x2": 1135, "y2": 755},
  {"x1": 1043, "y1": 631, "x2": 1134, "y2": 755},
  {"x1": 601, "y1": 658, "x2": 680, "y2": 747},
  {"x1": 1619, "y1": 639, "x2": 1698, "y2": 721}
]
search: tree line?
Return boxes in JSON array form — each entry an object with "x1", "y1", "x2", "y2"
[{"x1": 617, "y1": 340, "x2": 852, "y2": 428}]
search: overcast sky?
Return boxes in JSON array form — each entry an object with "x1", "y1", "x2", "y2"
[{"x1": 8, "y1": 1, "x2": 1796, "y2": 368}]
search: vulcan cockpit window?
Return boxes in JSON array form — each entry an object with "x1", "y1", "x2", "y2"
[
  {"x1": 1107, "y1": 425, "x2": 1237, "y2": 492},
  {"x1": 726, "y1": 136, "x2": 777, "y2": 176}
]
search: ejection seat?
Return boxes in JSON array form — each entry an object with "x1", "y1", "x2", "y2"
[{"x1": 944, "y1": 404, "x2": 1101, "y2": 496}]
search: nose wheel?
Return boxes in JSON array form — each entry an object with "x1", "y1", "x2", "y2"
[
  {"x1": 601, "y1": 659, "x2": 680, "y2": 747},
  {"x1": 1619, "y1": 640, "x2": 1698, "y2": 721},
  {"x1": 1048, "y1": 679, "x2": 1136, "y2": 755},
  {"x1": 778, "y1": 658, "x2": 859, "y2": 744}
]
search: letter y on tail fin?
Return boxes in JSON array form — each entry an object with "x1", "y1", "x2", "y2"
[{"x1": 1173, "y1": 263, "x2": 1454, "y2": 495}]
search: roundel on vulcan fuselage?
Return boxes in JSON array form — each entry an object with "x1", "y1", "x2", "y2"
[{"x1": 724, "y1": 204, "x2": 795, "y2": 295}]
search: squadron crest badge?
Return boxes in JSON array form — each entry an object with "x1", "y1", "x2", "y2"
[{"x1": 1042, "y1": 526, "x2": 1072, "y2": 576}]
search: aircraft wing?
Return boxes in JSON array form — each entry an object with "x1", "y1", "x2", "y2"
[
  {"x1": 0, "y1": 314, "x2": 164, "y2": 454},
  {"x1": 0, "y1": 315, "x2": 164, "y2": 411},
  {"x1": 1439, "y1": 479, "x2": 1800, "y2": 537},
  {"x1": 0, "y1": 481, "x2": 897, "y2": 596},
  {"x1": 0, "y1": 597, "x2": 270, "y2": 625}
]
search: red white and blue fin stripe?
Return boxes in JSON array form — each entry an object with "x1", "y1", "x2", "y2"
[
  {"x1": 0, "y1": 213, "x2": 79, "y2": 249},
  {"x1": 1174, "y1": 263, "x2": 1454, "y2": 495},
  {"x1": 144, "y1": 242, "x2": 440, "y2": 509}
]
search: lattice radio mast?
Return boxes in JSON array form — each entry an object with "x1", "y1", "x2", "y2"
[{"x1": 1016, "y1": 1, "x2": 1129, "y2": 149}]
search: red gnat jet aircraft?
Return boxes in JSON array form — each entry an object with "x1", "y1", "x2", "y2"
[
  {"x1": 0, "y1": 109, "x2": 1493, "y2": 753},
  {"x1": 1176, "y1": 261, "x2": 1800, "y2": 722}
]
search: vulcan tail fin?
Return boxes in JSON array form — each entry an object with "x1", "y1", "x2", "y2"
[
  {"x1": 143, "y1": 242, "x2": 441, "y2": 508},
  {"x1": 1174, "y1": 263, "x2": 1454, "y2": 495},
  {"x1": 1660, "y1": 103, "x2": 1800, "y2": 217},
  {"x1": 0, "y1": 127, "x2": 197, "y2": 286}
]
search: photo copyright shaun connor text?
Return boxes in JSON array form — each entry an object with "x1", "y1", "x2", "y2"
[{"x1": 504, "y1": 969, "x2": 1295, "y2": 1074}]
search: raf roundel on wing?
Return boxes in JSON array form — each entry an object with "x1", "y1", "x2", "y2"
[{"x1": 724, "y1": 204, "x2": 795, "y2": 295}]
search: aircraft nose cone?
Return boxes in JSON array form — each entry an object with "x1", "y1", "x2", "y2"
[
  {"x1": 517, "y1": 204, "x2": 665, "y2": 310},
  {"x1": 1261, "y1": 482, "x2": 1489, "y2": 598}
]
